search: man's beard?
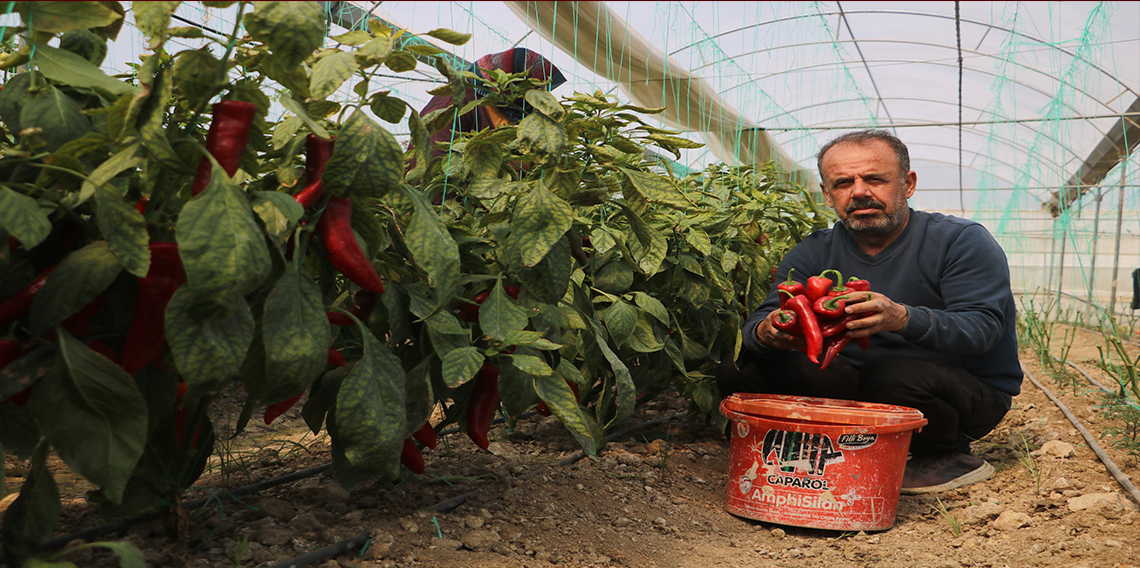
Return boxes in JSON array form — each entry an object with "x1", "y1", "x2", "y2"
[{"x1": 841, "y1": 197, "x2": 906, "y2": 236}]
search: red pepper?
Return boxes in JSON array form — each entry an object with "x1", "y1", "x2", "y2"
[
  {"x1": 780, "y1": 290, "x2": 822, "y2": 364},
  {"x1": 400, "y1": 437, "x2": 426, "y2": 474},
  {"x1": 819, "y1": 313, "x2": 855, "y2": 338},
  {"x1": 776, "y1": 268, "x2": 805, "y2": 309},
  {"x1": 317, "y1": 196, "x2": 386, "y2": 294},
  {"x1": 457, "y1": 285, "x2": 521, "y2": 323},
  {"x1": 121, "y1": 242, "x2": 186, "y2": 375},
  {"x1": 805, "y1": 270, "x2": 838, "y2": 302},
  {"x1": 412, "y1": 422, "x2": 437, "y2": 449},
  {"x1": 293, "y1": 135, "x2": 335, "y2": 209},
  {"x1": 845, "y1": 277, "x2": 871, "y2": 292},
  {"x1": 772, "y1": 309, "x2": 803, "y2": 336},
  {"x1": 819, "y1": 335, "x2": 852, "y2": 370},
  {"x1": 326, "y1": 290, "x2": 378, "y2": 326},
  {"x1": 190, "y1": 100, "x2": 258, "y2": 196},
  {"x1": 264, "y1": 392, "x2": 303, "y2": 425},
  {"x1": 327, "y1": 346, "x2": 346, "y2": 367},
  {"x1": 0, "y1": 266, "x2": 55, "y2": 328},
  {"x1": 466, "y1": 364, "x2": 500, "y2": 450},
  {"x1": 812, "y1": 294, "x2": 851, "y2": 321}
]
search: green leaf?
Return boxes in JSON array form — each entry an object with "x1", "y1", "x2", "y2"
[
  {"x1": 425, "y1": 28, "x2": 471, "y2": 45},
  {"x1": 403, "y1": 358, "x2": 433, "y2": 435},
  {"x1": 590, "y1": 227, "x2": 617, "y2": 254},
  {"x1": 400, "y1": 185, "x2": 460, "y2": 305},
  {"x1": 30, "y1": 328, "x2": 147, "y2": 503},
  {"x1": 18, "y1": 1, "x2": 121, "y2": 34},
  {"x1": 533, "y1": 372, "x2": 593, "y2": 439},
  {"x1": 464, "y1": 140, "x2": 505, "y2": 178},
  {"x1": 29, "y1": 242, "x2": 123, "y2": 337},
  {"x1": 498, "y1": 359, "x2": 538, "y2": 418},
  {"x1": 369, "y1": 92, "x2": 407, "y2": 124},
  {"x1": 259, "y1": 265, "x2": 330, "y2": 404},
  {"x1": 356, "y1": 35, "x2": 393, "y2": 66},
  {"x1": 132, "y1": 1, "x2": 178, "y2": 47},
  {"x1": 176, "y1": 166, "x2": 272, "y2": 310},
  {"x1": 331, "y1": 30, "x2": 373, "y2": 46},
  {"x1": 677, "y1": 270, "x2": 711, "y2": 307},
  {"x1": 322, "y1": 110, "x2": 402, "y2": 198},
  {"x1": 384, "y1": 51, "x2": 417, "y2": 73},
  {"x1": 137, "y1": 63, "x2": 186, "y2": 173},
  {"x1": 513, "y1": 182, "x2": 573, "y2": 267},
  {"x1": 334, "y1": 327, "x2": 406, "y2": 482},
  {"x1": 507, "y1": 354, "x2": 553, "y2": 377},
  {"x1": 478, "y1": 282, "x2": 530, "y2": 342},
  {"x1": 626, "y1": 309, "x2": 664, "y2": 353},
  {"x1": 516, "y1": 111, "x2": 566, "y2": 155},
  {"x1": 252, "y1": 191, "x2": 303, "y2": 239},
  {"x1": 173, "y1": 48, "x2": 221, "y2": 109},
  {"x1": 0, "y1": 187, "x2": 51, "y2": 249},
  {"x1": 95, "y1": 185, "x2": 149, "y2": 278},
  {"x1": 243, "y1": 1, "x2": 325, "y2": 69},
  {"x1": 165, "y1": 286, "x2": 254, "y2": 393},
  {"x1": 0, "y1": 443, "x2": 60, "y2": 566},
  {"x1": 33, "y1": 43, "x2": 132, "y2": 97},
  {"x1": 310, "y1": 51, "x2": 359, "y2": 99},
  {"x1": 602, "y1": 300, "x2": 637, "y2": 348},
  {"x1": 619, "y1": 167, "x2": 698, "y2": 212},
  {"x1": 502, "y1": 330, "x2": 561, "y2": 350},
  {"x1": 20, "y1": 85, "x2": 92, "y2": 153},
  {"x1": 279, "y1": 96, "x2": 329, "y2": 140},
  {"x1": 81, "y1": 141, "x2": 143, "y2": 205},
  {"x1": 589, "y1": 328, "x2": 636, "y2": 429},
  {"x1": 271, "y1": 115, "x2": 302, "y2": 150},
  {"x1": 0, "y1": 72, "x2": 38, "y2": 134},
  {"x1": 594, "y1": 258, "x2": 634, "y2": 294},
  {"x1": 467, "y1": 175, "x2": 507, "y2": 199},
  {"x1": 441, "y1": 346, "x2": 484, "y2": 387},
  {"x1": 630, "y1": 291, "x2": 670, "y2": 326},
  {"x1": 513, "y1": 235, "x2": 573, "y2": 305},
  {"x1": 524, "y1": 89, "x2": 564, "y2": 119},
  {"x1": 685, "y1": 227, "x2": 713, "y2": 255}
]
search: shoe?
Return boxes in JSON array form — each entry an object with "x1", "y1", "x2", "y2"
[{"x1": 899, "y1": 452, "x2": 995, "y2": 495}]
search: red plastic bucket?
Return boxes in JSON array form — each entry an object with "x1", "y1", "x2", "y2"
[{"x1": 720, "y1": 393, "x2": 927, "y2": 531}]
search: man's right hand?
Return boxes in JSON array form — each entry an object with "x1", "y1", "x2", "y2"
[{"x1": 756, "y1": 310, "x2": 808, "y2": 351}]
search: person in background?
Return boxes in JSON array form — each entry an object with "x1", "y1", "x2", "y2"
[
  {"x1": 418, "y1": 47, "x2": 567, "y2": 160},
  {"x1": 718, "y1": 129, "x2": 1021, "y2": 494}
]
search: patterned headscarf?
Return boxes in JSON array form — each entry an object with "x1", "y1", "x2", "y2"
[{"x1": 470, "y1": 48, "x2": 567, "y2": 122}]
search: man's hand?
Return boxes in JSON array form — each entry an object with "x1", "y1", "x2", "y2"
[
  {"x1": 842, "y1": 292, "x2": 909, "y2": 337},
  {"x1": 755, "y1": 310, "x2": 808, "y2": 351}
]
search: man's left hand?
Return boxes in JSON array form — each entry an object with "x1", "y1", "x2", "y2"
[{"x1": 841, "y1": 292, "x2": 909, "y2": 337}]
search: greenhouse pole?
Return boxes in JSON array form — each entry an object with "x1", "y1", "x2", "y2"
[
  {"x1": 1055, "y1": 221, "x2": 1067, "y2": 309},
  {"x1": 1107, "y1": 158, "x2": 1128, "y2": 316},
  {"x1": 1085, "y1": 188, "x2": 1103, "y2": 317}
]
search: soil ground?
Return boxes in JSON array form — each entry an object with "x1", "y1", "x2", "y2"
[{"x1": 4, "y1": 323, "x2": 1140, "y2": 568}]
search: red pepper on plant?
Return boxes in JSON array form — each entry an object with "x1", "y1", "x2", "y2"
[
  {"x1": 466, "y1": 364, "x2": 500, "y2": 450},
  {"x1": 779, "y1": 290, "x2": 822, "y2": 364},
  {"x1": 457, "y1": 285, "x2": 521, "y2": 323},
  {"x1": 0, "y1": 266, "x2": 55, "y2": 328},
  {"x1": 326, "y1": 289, "x2": 378, "y2": 326},
  {"x1": 293, "y1": 135, "x2": 336, "y2": 209},
  {"x1": 535, "y1": 380, "x2": 581, "y2": 417},
  {"x1": 121, "y1": 242, "x2": 186, "y2": 375},
  {"x1": 400, "y1": 437, "x2": 426, "y2": 474},
  {"x1": 190, "y1": 100, "x2": 259, "y2": 197},
  {"x1": 412, "y1": 422, "x2": 437, "y2": 449},
  {"x1": 264, "y1": 392, "x2": 303, "y2": 425},
  {"x1": 776, "y1": 268, "x2": 805, "y2": 308},
  {"x1": 326, "y1": 346, "x2": 346, "y2": 367},
  {"x1": 317, "y1": 196, "x2": 386, "y2": 294}
]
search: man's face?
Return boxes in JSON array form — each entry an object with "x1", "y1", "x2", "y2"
[{"x1": 819, "y1": 140, "x2": 916, "y2": 238}]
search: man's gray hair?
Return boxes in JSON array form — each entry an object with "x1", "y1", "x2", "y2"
[{"x1": 816, "y1": 129, "x2": 911, "y2": 182}]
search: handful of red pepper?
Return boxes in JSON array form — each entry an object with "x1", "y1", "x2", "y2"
[{"x1": 772, "y1": 269, "x2": 872, "y2": 369}]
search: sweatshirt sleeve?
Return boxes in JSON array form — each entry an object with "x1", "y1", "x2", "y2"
[{"x1": 896, "y1": 224, "x2": 1011, "y2": 354}]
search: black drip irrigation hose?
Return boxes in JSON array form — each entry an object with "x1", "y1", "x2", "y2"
[
  {"x1": 1023, "y1": 369, "x2": 1140, "y2": 508},
  {"x1": 423, "y1": 410, "x2": 689, "y2": 514},
  {"x1": 39, "y1": 464, "x2": 331, "y2": 551},
  {"x1": 37, "y1": 408, "x2": 688, "y2": 564}
]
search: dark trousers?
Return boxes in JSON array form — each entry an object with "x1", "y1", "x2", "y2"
[{"x1": 716, "y1": 351, "x2": 1010, "y2": 456}]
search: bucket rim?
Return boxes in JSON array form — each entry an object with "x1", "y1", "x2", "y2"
[{"x1": 721, "y1": 393, "x2": 926, "y2": 428}]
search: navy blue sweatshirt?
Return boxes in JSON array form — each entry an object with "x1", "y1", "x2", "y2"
[{"x1": 743, "y1": 209, "x2": 1022, "y2": 406}]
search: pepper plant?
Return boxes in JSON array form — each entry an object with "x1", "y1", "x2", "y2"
[{"x1": 0, "y1": 2, "x2": 829, "y2": 562}]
